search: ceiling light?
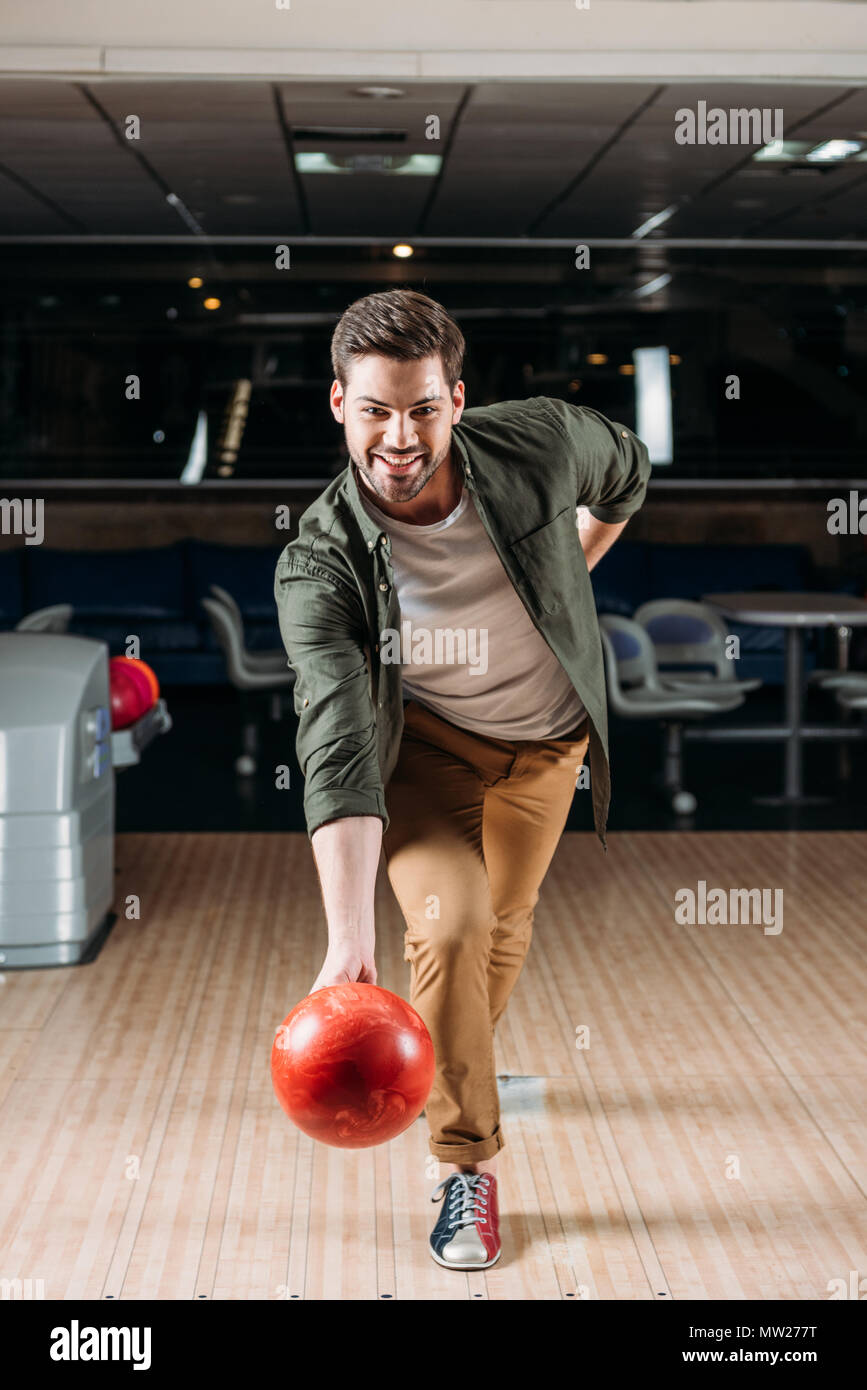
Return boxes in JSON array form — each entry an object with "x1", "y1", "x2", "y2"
[
  {"x1": 806, "y1": 139, "x2": 863, "y2": 162},
  {"x1": 751, "y1": 140, "x2": 821, "y2": 162},
  {"x1": 188, "y1": 276, "x2": 203, "y2": 289},
  {"x1": 633, "y1": 273, "x2": 672, "y2": 299},
  {"x1": 203, "y1": 297, "x2": 221, "y2": 311},
  {"x1": 353, "y1": 86, "x2": 407, "y2": 99},
  {"x1": 392, "y1": 244, "x2": 414, "y2": 259},
  {"x1": 295, "y1": 152, "x2": 441, "y2": 175},
  {"x1": 753, "y1": 139, "x2": 787, "y2": 161},
  {"x1": 587, "y1": 353, "x2": 608, "y2": 365},
  {"x1": 618, "y1": 364, "x2": 635, "y2": 376},
  {"x1": 166, "y1": 192, "x2": 205, "y2": 237},
  {"x1": 669, "y1": 354, "x2": 681, "y2": 365},
  {"x1": 631, "y1": 205, "x2": 678, "y2": 239}
]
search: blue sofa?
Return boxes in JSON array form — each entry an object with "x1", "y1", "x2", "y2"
[
  {"x1": 0, "y1": 537, "x2": 838, "y2": 686},
  {"x1": 0, "y1": 540, "x2": 286, "y2": 684}
]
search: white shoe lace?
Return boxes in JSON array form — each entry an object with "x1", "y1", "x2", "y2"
[{"x1": 430, "y1": 1172, "x2": 491, "y2": 1228}]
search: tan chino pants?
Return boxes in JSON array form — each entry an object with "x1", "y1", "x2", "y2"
[{"x1": 382, "y1": 698, "x2": 591, "y2": 1164}]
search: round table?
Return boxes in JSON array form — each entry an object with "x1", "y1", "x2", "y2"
[{"x1": 701, "y1": 591, "x2": 867, "y2": 804}]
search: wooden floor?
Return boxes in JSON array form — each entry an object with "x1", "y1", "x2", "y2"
[{"x1": 1, "y1": 830, "x2": 865, "y2": 1301}]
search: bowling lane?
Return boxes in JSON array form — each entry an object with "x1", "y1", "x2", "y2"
[{"x1": 0, "y1": 829, "x2": 864, "y2": 1299}]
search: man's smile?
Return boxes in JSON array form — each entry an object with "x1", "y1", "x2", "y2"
[{"x1": 372, "y1": 452, "x2": 425, "y2": 472}]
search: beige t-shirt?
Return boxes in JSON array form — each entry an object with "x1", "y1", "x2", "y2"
[{"x1": 358, "y1": 479, "x2": 586, "y2": 740}]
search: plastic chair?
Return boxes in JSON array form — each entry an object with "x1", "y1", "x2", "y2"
[
  {"x1": 834, "y1": 679, "x2": 867, "y2": 712},
  {"x1": 600, "y1": 615, "x2": 745, "y2": 815},
  {"x1": 201, "y1": 597, "x2": 294, "y2": 775},
  {"x1": 208, "y1": 585, "x2": 288, "y2": 674},
  {"x1": 633, "y1": 599, "x2": 762, "y2": 698},
  {"x1": 15, "y1": 604, "x2": 73, "y2": 633},
  {"x1": 809, "y1": 623, "x2": 855, "y2": 689}
]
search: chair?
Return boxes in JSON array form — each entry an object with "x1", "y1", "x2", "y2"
[
  {"x1": 208, "y1": 585, "x2": 288, "y2": 674},
  {"x1": 599, "y1": 615, "x2": 745, "y2": 815},
  {"x1": 15, "y1": 604, "x2": 73, "y2": 633},
  {"x1": 201, "y1": 597, "x2": 294, "y2": 775},
  {"x1": 834, "y1": 679, "x2": 867, "y2": 713},
  {"x1": 633, "y1": 599, "x2": 762, "y2": 698},
  {"x1": 809, "y1": 623, "x2": 855, "y2": 690}
]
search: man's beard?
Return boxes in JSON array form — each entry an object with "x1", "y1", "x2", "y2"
[{"x1": 348, "y1": 435, "x2": 452, "y2": 504}]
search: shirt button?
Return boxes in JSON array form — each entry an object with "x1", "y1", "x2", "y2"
[
  {"x1": 379, "y1": 582, "x2": 388, "y2": 592},
  {"x1": 621, "y1": 430, "x2": 628, "y2": 438},
  {"x1": 367, "y1": 540, "x2": 374, "y2": 549},
  {"x1": 303, "y1": 698, "x2": 309, "y2": 707}
]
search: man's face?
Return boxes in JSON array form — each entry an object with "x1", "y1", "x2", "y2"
[{"x1": 330, "y1": 353, "x2": 464, "y2": 505}]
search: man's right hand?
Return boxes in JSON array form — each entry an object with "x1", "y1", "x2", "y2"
[{"x1": 309, "y1": 939, "x2": 377, "y2": 993}]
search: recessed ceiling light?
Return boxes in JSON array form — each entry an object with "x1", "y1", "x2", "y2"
[
  {"x1": 392, "y1": 244, "x2": 414, "y2": 259},
  {"x1": 752, "y1": 140, "x2": 822, "y2": 162},
  {"x1": 806, "y1": 139, "x2": 863, "y2": 162},
  {"x1": 353, "y1": 85, "x2": 406, "y2": 99},
  {"x1": 203, "y1": 297, "x2": 221, "y2": 311},
  {"x1": 631, "y1": 205, "x2": 678, "y2": 239},
  {"x1": 633, "y1": 273, "x2": 672, "y2": 299},
  {"x1": 188, "y1": 276, "x2": 203, "y2": 289},
  {"x1": 295, "y1": 152, "x2": 440, "y2": 175},
  {"x1": 587, "y1": 353, "x2": 608, "y2": 365}
]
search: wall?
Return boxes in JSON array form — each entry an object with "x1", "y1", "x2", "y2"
[{"x1": 2, "y1": 1, "x2": 865, "y2": 82}]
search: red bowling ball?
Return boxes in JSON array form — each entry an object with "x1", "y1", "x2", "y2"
[
  {"x1": 271, "y1": 983, "x2": 435, "y2": 1149},
  {"x1": 108, "y1": 657, "x2": 153, "y2": 730}
]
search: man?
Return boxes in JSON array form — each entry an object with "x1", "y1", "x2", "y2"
[{"x1": 274, "y1": 288, "x2": 651, "y2": 1271}]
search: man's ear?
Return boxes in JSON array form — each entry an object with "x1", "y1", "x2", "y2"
[{"x1": 330, "y1": 379, "x2": 345, "y2": 424}]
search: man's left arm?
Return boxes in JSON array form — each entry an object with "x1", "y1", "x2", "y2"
[{"x1": 577, "y1": 513, "x2": 629, "y2": 572}]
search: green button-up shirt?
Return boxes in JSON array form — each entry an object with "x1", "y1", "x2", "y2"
[{"x1": 274, "y1": 396, "x2": 651, "y2": 850}]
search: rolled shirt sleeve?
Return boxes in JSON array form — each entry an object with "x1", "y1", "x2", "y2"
[
  {"x1": 274, "y1": 558, "x2": 388, "y2": 840},
  {"x1": 539, "y1": 399, "x2": 652, "y2": 523}
]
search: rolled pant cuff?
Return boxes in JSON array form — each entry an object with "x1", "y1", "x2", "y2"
[{"x1": 429, "y1": 1131, "x2": 504, "y2": 1164}]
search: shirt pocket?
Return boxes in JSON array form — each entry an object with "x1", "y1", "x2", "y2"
[{"x1": 508, "y1": 504, "x2": 584, "y2": 615}]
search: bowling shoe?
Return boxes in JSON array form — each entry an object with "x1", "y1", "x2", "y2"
[{"x1": 429, "y1": 1171, "x2": 501, "y2": 1269}]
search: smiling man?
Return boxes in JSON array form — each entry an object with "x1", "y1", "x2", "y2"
[{"x1": 274, "y1": 288, "x2": 651, "y2": 1271}]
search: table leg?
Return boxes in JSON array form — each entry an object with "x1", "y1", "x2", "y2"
[
  {"x1": 753, "y1": 625, "x2": 831, "y2": 806},
  {"x1": 837, "y1": 625, "x2": 852, "y2": 782},
  {"x1": 783, "y1": 625, "x2": 803, "y2": 799}
]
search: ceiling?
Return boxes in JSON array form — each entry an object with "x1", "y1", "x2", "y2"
[{"x1": 0, "y1": 78, "x2": 865, "y2": 244}]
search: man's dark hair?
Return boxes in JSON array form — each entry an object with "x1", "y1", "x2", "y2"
[{"x1": 330, "y1": 289, "x2": 465, "y2": 393}]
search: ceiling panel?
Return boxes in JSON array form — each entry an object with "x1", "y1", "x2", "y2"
[{"x1": 0, "y1": 76, "x2": 863, "y2": 241}]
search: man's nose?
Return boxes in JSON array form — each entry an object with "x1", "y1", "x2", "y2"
[{"x1": 382, "y1": 419, "x2": 420, "y2": 449}]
